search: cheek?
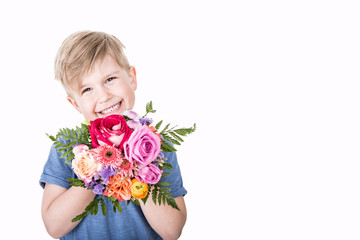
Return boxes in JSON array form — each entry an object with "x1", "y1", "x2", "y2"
[
  {"x1": 124, "y1": 89, "x2": 136, "y2": 106},
  {"x1": 112, "y1": 85, "x2": 136, "y2": 109},
  {"x1": 116, "y1": 82, "x2": 135, "y2": 97},
  {"x1": 78, "y1": 100, "x2": 97, "y2": 120}
]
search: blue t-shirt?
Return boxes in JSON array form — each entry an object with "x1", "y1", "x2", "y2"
[{"x1": 40, "y1": 140, "x2": 187, "y2": 240}]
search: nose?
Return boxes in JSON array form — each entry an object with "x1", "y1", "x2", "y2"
[{"x1": 97, "y1": 86, "x2": 111, "y2": 103}]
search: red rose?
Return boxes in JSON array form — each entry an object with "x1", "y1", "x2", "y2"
[{"x1": 89, "y1": 115, "x2": 133, "y2": 151}]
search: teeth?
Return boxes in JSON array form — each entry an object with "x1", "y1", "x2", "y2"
[{"x1": 101, "y1": 103, "x2": 120, "y2": 114}]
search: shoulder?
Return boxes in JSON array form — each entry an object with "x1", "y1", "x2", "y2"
[
  {"x1": 160, "y1": 149, "x2": 187, "y2": 197},
  {"x1": 39, "y1": 138, "x2": 75, "y2": 189}
]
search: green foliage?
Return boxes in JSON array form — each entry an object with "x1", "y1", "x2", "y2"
[
  {"x1": 160, "y1": 172, "x2": 172, "y2": 179},
  {"x1": 142, "y1": 101, "x2": 156, "y2": 118},
  {"x1": 141, "y1": 192, "x2": 149, "y2": 205},
  {"x1": 160, "y1": 141, "x2": 177, "y2": 152},
  {"x1": 160, "y1": 162, "x2": 173, "y2": 171},
  {"x1": 71, "y1": 195, "x2": 127, "y2": 222},
  {"x1": 150, "y1": 181, "x2": 180, "y2": 211},
  {"x1": 146, "y1": 101, "x2": 156, "y2": 114},
  {"x1": 67, "y1": 178, "x2": 86, "y2": 188},
  {"x1": 113, "y1": 200, "x2": 122, "y2": 213},
  {"x1": 155, "y1": 120, "x2": 163, "y2": 130},
  {"x1": 141, "y1": 101, "x2": 196, "y2": 152},
  {"x1": 158, "y1": 122, "x2": 196, "y2": 152},
  {"x1": 100, "y1": 199, "x2": 107, "y2": 216},
  {"x1": 72, "y1": 197, "x2": 106, "y2": 222},
  {"x1": 47, "y1": 123, "x2": 91, "y2": 165},
  {"x1": 132, "y1": 199, "x2": 140, "y2": 206}
]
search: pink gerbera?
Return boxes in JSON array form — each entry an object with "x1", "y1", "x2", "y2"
[
  {"x1": 92, "y1": 144, "x2": 123, "y2": 168},
  {"x1": 118, "y1": 159, "x2": 136, "y2": 177}
]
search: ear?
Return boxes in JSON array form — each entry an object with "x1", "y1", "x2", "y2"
[
  {"x1": 128, "y1": 66, "x2": 137, "y2": 91},
  {"x1": 67, "y1": 96, "x2": 81, "y2": 113}
]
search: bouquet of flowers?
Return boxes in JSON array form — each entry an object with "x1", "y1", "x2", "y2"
[{"x1": 47, "y1": 102, "x2": 195, "y2": 222}]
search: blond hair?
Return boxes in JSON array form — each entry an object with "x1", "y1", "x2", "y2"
[{"x1": 54, "y1": 31, "x2": 130, "y2": 95}]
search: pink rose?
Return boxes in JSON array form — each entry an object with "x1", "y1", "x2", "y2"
[
  {"x1": 126, "y1": 119, "x2": 142, "y2": 130},
  {"x1": 136, "y1": 163, "x2": 163, "y2": 184},
  {"x1": 72, "y1": 150, "x2": 101, "y2": 184},
  {"x1": 89, "y1": 115, "x2": 133, "y2": 151},
  {"x1": 123, "y1": 110, "x2": 142, "y2": 129},
  {"x1": 124, "y1": 125, "x2": 161, "y2": 166},
  {"x1": 73, "y1": 144, "x2": 89, "y2": 155},
  {"x1": 122, "y1": 110, "x2": 139, "y2": 120}
]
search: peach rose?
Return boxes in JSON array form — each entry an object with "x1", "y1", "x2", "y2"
[
  {"x1": 104, "y1": 174, "x2": 132, "y2": 201},
  {"x1": 72, "y1": 150, "x2": 101, "y2": 184}
]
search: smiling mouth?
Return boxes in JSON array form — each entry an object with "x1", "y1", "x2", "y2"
[{"x1": 99, "y1": 102, "x2": 121, "y2": 114}]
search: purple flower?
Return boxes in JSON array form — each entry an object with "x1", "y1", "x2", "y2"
[
  {"x1": 94, "y1": 174, "x2": 100, "y2": 181},
  {"x1": 93, "y1": 183, "x2": 105, "y2": 194},
  {"x1": 158, "y1": 152, "x2": 164, "y2": 159},
  {"x1": 85, "y1": 182, "x2": 93, "y2": 189},
  {"x1": 99, "y1": 166, "x2": 116, "y2": 184},
  {"x1": 139, "y1": 118, "x2": 153, "y2": 125}
]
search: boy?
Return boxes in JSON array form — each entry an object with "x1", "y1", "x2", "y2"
[{"x1": 40, "y1": 31, "x2": 187, "y2": 240}]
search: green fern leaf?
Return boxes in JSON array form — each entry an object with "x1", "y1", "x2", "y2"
[
  {"x1": 161, "y1": 141, "x2": 177, "y2": 152},
  {"x1": 161, "y1": 172, "x2": 172, "y2": 179},
  {"x1": 152, "y1": 188, "x2": 158, "y2": 204},
  {"x1": 166, "y1": 196, "x2": 180, "y2": 210},
  {"x1": 169, "y1": 131, "x2": 184, "y2": 142},
  {"x1": 100, "y1": 199, "x2": 106, "y2": 216},
  {"x1": 114, "y1": 201, "x2": 122, "y2": 213},
  {"x1": 72, "y1": 211, "x2": 88, "y2": 222},
  {"x1": 160, "y1": 162, "x2": 173, "y2": 170},
  {"x1": 173, "y1": 124, "x2": 196, "y2": 136}
]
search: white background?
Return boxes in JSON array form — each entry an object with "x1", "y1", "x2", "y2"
[{"x1": 0, "y1": 0, "x2": 359, "y2": 239}]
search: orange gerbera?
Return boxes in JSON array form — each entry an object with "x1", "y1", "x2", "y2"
[
  {"x1": 130, "y1": 178, "x2": 149, "y2": 199},
  {"x1": 104, "y1": 174, "x2": 132, "y2": 201}
]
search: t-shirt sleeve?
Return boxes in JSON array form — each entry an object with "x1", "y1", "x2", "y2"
[
  {"x1": 39, "y1": 140, "x2": 76, "y2": 189},
  {"x1": 161, "y1": 150, "x2": 187, "y2": 198}
]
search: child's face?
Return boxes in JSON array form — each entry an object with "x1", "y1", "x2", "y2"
[{"x1": 67, "y1": 54, "x2": 137, "y2": 121}]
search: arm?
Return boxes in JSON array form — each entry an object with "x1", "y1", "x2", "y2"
[
  {"x1": 41, "y1": 183, "x2": 96, "y2": 239},
  {"x1": 140, "y1": 194, "x2": 187, "y2": 240}
]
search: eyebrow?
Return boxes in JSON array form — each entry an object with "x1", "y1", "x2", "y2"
[
  {"x1": 103, "y1": 71, "x2": 122, "y2": 80},
  {"x1": 80, "y1": 70, "x2": 122, "y2": 89}
]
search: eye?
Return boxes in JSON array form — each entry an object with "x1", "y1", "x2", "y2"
[
  {"x1": 81, "y1": 87, "x2": 92, "y2": 94},
  {"x1": 105, "y1": 77, "x2": 115, "y2": 83}
]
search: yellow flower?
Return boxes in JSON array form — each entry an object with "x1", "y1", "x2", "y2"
[{"x1": 130, "y1": 178, "x2": 149, "y2": 199}]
